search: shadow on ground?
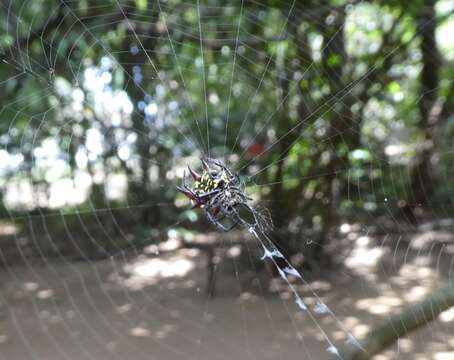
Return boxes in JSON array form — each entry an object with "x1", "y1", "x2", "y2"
[{"x1": 0, "y1": 220, "x2": 453, "y2": 360}]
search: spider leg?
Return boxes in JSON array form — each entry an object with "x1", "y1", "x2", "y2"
[
  {"x1": 241, "y1": 203, "x2": 272, "y2": 232},
  {"x1": 229, "y1": 203, "x2": 259, "y2": 229},
  {"x1": 177, "y1": 171, "x2": 193, "y2": 195},
  {"x1": 187, "y1": 165, "x2": 201, "y2": 180},
  {"x1": 205, "y1": 207, "x2": 230, "y2": 231},
  {"x1": 213, "y1": 160, "x2": 228, "y2": 174},
  {"x1": 177, "y1": 171, "x2": 204, "y2": 207},
  {"x1": 201, "y1": 159, "x2": 211, "y2": 172},
  {"x1": 228, "y1": 187, "x2": 251, "y2": 204},
  {"x1": 212, "y1": 161, "x2": 238, "y2": 186},
  {"x1": 221, "y1": 211, "x2": 239, "y2": 231},
  {"x1": 176, "y1": 185, "x2": 197, "y2": 201},
  {"x1": 182, "y1": 169, "x2": 188, "y2": 187},
  {"x1": 197, "y1": 189, "x2": 222, "y2": 199},
  {"x1": 205, "y1": 193, "x2": 239, "y2": 232},
  {"x1": 209, "y1": 203, "x2": 239, "y2": 231}
]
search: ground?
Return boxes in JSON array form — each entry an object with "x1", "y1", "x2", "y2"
[{"x1": 0, "y1": 223, "x2": 453, "y2": 360}]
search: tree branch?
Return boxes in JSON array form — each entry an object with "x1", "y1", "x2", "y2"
[{"x1": 344, "y1": 285, "x2": 454, "y2": 360}]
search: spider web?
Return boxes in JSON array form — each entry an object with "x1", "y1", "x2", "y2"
[{"x1": 0, "y1": 0, "x2": 454, "y2": 359}]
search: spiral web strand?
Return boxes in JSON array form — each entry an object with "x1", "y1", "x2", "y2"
[{"x1": 0, "y1": 1, "x2": 454, "y2": 359}]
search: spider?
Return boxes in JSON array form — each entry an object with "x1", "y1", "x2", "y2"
[{"x1": 177, "y1": 158, "x2": 267, "y2": 231}]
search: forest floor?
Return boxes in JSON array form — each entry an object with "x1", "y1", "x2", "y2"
[{"x1": 0, "y1": 221, "x2": 453, "y2": 360}]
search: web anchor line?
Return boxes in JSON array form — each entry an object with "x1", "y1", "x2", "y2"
[{"x1": 247, "y1": 225, "x2": 365, "y2": 358}]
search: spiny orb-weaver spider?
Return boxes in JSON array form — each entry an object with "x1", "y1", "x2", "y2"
[{"x1": 177, "y1": 158, "x2": 271, "y2": 232}]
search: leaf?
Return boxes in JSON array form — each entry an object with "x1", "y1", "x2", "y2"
[
  {"x1": 135, "y1": 0, "x2": 147, "y2": 12},
  {"x1": 386, "y1": 81, "x2": 400, "y2": 93}
]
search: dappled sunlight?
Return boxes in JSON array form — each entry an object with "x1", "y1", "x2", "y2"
[
  {"x1": 351, "y1": 323, "x2": 371, "y2": 338},
  {"x1": 356, "y1": 296, "x2": 403, "y2": 315},
  {"x1": 116, "y1": 303, "x2": 133, "y2": 315},
  {"x1": 157, "y1": 238, "x2": 182, "y2": 252},
  {"x1": 344, "y1": 235, "x2": 386, "y2": 277},
  {"x1": 397, "y1": 338, "x2": 414, "y2": 353},
  {"x1": 439, "y1": 308, "x2": 454, "y2": 323},
  {"x1": 36, "y1": 288, "x2": 54, "y2": 300},
  {"x1": 403, "y1": 286, "x2": 430, "y2": 302},
  {"x1": 398, "y1": 263, "x2": 438, "y2": 285},
  {"x1": 22, "y1": 282, "x2": 39, "y2": 292},
  {"x1": 0, "y1": 220, "x2": 450, "y2": 360},
  {"x1": 0, "y1": 225, "x2": 452, "y2": 360},
  {"x1": 434, "y1": 352, "x2": 454, "y2": 360},
  {"x1": 332, "y1": 220, "x2": 454, "y2": 359},
  {"x1": 129, "y1": 326, "x2": 151, "y2": 337},
  {"x1": 117, "y1": 254, "x2": 196, "y2": 291},
  {"x1": 0, "y1": 221, "x2": 18, "y2": 236},
  {"x1": 412, "y1": 231, "x2": 454, "y2": 248}
]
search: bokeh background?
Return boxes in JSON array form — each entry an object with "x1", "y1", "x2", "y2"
[{"x1": 1, "y1": 0, "x2": 454, "y2": 359}]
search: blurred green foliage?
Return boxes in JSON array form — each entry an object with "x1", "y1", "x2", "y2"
[{"x1": 1, "y1": 0, "x2": 453, "y2": 261}]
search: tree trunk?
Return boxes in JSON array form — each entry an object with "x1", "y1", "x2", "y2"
[
  {"x1": 310, "y1": 6, "x2": 346, "y2": 262},
  {"x1": 117, "y1": 1, "x2": 162, "y2": 226},
  {"x1": 408, "y1": 0, "x2": 441, "y2": 219}
]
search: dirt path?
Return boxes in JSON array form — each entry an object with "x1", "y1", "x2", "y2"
[{"x1": 0, "y1": 231, "x2": 453, "y2": 360}]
